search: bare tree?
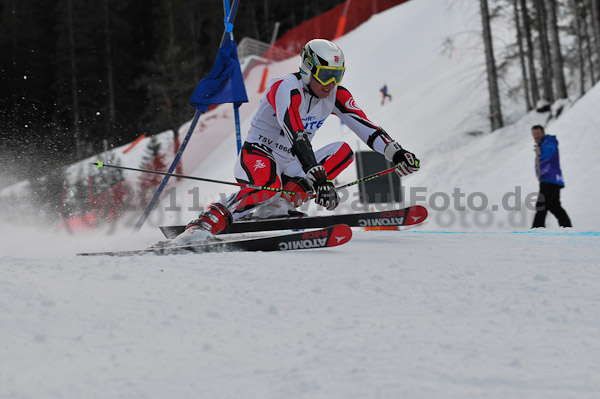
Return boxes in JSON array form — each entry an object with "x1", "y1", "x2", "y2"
[
  {"x1": 591, "y1": 0, "x2": 600, "y2": 60},
  {"x1": 546, "y1": 0, "x2": 568, "y2": 99},
  {"x1": 571, "y1": 0, "x2": 587, "y2": 95},
  {"x1": 513, "y1": 0, "x2": 532, "y2": 110},
  {"x1": 583, "y1": 0, "x2": 599, "y2": 82},
  {"x1": 480, "y1": 0, "x2": 504, "y2": 130},
  {"x1": 520, "y1": 0, "x2": 540, "y2": 106},
  {"x1": 534, "y1": 0, "x2": 555, "y2": 103}
]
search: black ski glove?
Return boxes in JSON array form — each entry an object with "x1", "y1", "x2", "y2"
[{"x1": 306, "y1": 165, "x2": 339, "y2": 211}]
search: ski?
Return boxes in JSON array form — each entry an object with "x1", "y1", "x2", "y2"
[
  {"x1": 77, "y1": 224, "x2": 352, "y2": 257},
  {"x1": 159, "y1": 205, "x2": 428, "y2": 239}
]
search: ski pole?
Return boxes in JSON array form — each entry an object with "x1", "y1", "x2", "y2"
[
  {"x1": 92, "y1": 161, "x2": 300, "y2": 196},
  {"x1": 336, "y1": 159, "x2": 419, "y2": 190},
  {"x1": 337, "y1": 166, "x2": 395, "y2": 190},
  {"x1": 94, "y1": 160, "x2": 417, "y2": 198}
]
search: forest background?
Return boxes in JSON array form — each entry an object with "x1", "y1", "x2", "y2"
[
  {"x1": 0, "y1": 0, "x2": 349, "y2": 185},
  {"x1": 1, "y1": 0, "x2": 600, "y2": 189}
]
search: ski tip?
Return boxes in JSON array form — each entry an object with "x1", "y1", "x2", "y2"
[
  {"x1": 328, "y1": 224, "x2": 352, "y2": 247},
  {"x1": 93, "y1": 161, "x2": 104, "y2": 168},
  {"x1": 407, "y1": 205, "x2": 428, "y2": 225}
]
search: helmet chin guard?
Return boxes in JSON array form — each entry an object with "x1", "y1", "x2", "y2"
[{"x1": 299, "y1": 39, "x2": 345, "y2": 86}]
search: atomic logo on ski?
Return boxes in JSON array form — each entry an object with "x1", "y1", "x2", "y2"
[
  {"x1": 358, "y1": 217, "x2": 406, "y2": 227},
  {"x1": 357, "y1": 210, "x2": 410, "y2": 227},
  {"x1": 406, "y1": 206, "x2": 428, "y2": 226},
  {"x1": 334, "y1": 236, "x2": 347, "y2": 243},
  {"x1": 277, "y1": 225, "x2": 351, "y2": 250},
  {"x1": 278, "y1": 238, "x2": 328, "y2": 250}
]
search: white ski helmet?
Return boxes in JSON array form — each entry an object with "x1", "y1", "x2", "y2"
[{"x1": 299, "y1": 39, "x2": 345, "y2": 86}]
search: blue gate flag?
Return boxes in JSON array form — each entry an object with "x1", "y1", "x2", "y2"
[{"x1": 190, "y1": 38, "x2": 248, "y2": 112}]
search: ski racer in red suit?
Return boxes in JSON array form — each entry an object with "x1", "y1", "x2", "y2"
[{"x1": 174, "y1": 39, "x2": 420, "y2": 244}]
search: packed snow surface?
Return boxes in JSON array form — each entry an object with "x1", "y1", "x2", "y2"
[{"x1": 2, "y1": 229, "x2": 599, "y2": 398}]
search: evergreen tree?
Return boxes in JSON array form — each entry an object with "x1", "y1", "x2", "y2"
[
  {"x1": 138, "y1": 135, "x2": 167, "y2": 203},
  {"x1": 28, "y1": 169, "x2": 67, "y2": 224},
  {"x1": 89, "y1": 151, "x2": 125, "y2": 224}
]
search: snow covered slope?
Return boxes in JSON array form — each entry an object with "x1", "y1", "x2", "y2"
[
  {"x1": 1, "y1": 228, "x2": 599, "y2": 399},
  {"x1": 1, "y1": 1, "x2": 599, "y2": 398}
]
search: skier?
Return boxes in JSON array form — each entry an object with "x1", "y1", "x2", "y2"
[
  {"x1": 531, "y1": 125, "x2": 572, "y2": 228},
  {"x1": 175, "y1": 39, "x2": 420, "y2": 243},
  {"x1": 380, "y1": 84, "x2": 392, "y2": 105}
]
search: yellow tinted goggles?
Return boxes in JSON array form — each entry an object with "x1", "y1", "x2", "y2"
[{"x1": 312, "y1": 65, "x2": 346, "y2": 86}]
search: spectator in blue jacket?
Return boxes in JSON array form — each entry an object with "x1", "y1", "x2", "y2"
[{"x1": 531, "y1": 125, "x2": 572, "y2": 228}]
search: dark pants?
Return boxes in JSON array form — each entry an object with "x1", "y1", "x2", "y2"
[{"x1": 532, "y1": 182, "x2": 572, "y2": 228}]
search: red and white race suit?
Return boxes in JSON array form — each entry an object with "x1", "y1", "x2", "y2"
[{"x1": 229, "y1": 72, "x2": 396, "y2": 216}]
